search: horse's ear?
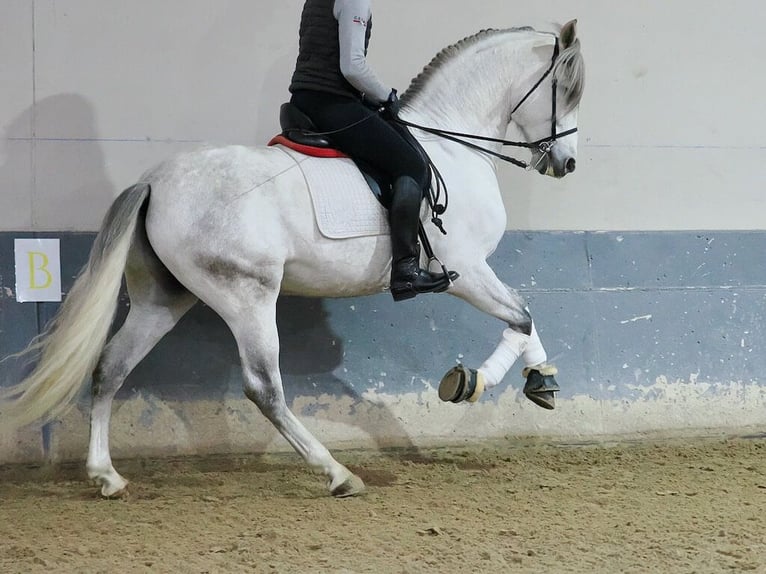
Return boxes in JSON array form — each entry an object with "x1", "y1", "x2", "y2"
[{"x1": 560, "y1": 19, "x2": 578, "y2": 49}]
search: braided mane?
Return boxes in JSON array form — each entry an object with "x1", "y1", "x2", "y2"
[{"x1": 401, "y1": 26, "x2": 585, "y2": 108}]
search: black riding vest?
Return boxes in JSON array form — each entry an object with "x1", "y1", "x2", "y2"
[{"x1": 289, "y1": 0, "x2": 372, "y2": 98}]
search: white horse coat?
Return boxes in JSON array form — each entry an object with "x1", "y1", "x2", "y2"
[{"x1": 1, "y1": 23, "x2": 585, "y2": 497}]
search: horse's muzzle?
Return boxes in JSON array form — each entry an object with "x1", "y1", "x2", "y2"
[
  {"x1": 532, "y1": 152, "x2": 576, "y2": 178},
  {"x1": 549, "y1": 156, "x2": 577, "y2": 178}
]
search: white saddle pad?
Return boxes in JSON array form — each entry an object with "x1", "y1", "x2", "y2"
[{"x1": 280, "y1": 146, "x2": 389, "y2": 239}]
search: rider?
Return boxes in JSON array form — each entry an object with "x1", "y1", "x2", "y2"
[{"x1": 288, "y1": 0, "x2": 456, "y2": 302}]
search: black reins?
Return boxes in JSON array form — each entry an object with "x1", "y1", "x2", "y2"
[{"x1": 392, "y1": 37, "x2": 577, "y2": 235}]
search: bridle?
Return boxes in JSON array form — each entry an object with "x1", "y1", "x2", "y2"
[
  {"x1": 393, "y1": 37, "x2": 576, "y2": 172},
  {"x1": 391, "y1": 36, "x2": 577, "y2": 234}
]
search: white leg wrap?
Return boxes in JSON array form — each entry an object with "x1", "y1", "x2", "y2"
[
  {"x1": 478, "y1": 328, "x2": 529, "y2": 388},
  {"x1": 521, "y1": 321, "x2": 548, "y2": 368}
]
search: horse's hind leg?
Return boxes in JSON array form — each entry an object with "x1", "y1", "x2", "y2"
[
  {"x1": 214, "y1": 278, "x2": 364, "y2": 497},
  {"x1": 87, "y1": 233, "x2": 197, "y2": 497},
  {"x1": 439, "y1": 261, "x2": 559, "y2": 408}
]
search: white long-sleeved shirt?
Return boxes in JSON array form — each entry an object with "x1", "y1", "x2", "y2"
[{"x1": 333, "y1": 0, "x2": 391, "y2": 103}]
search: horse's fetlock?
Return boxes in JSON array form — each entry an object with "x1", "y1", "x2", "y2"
[{"x1": 86, "y1": 461, "x2": 108, "y2": 480}]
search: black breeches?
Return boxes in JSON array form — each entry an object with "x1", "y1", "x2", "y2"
[{"x1": 290, "y1": 90, "x2": 429, "y2": 192}]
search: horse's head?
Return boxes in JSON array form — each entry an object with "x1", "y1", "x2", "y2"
[{"x1": 513, "y1": 20, "x2": 584, "y2": 178}]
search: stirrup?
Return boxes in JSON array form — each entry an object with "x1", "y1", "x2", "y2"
[
  {"x1": 433, "y1": 270, "x2": 460, "y2": 292},
  {"x1": 426, "y1": 253, "x2": 459, "y2": 292},
  {"x1": 390, "y1": 269, "x2": 457, "y2": 302}
]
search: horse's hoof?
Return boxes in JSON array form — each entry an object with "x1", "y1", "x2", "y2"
[
  {"x1": 523, "y1": 366, "x2": 560, "y2": 410},
  {"x1": 89, "y1": 469, "x2": 129, "y2": 499},
  {"x1": 438, "y1": 365, "x2": 484, "y2": 403},
  {"x1": 100, "y1": 483, "x2": 129, "y2": 499},
  {"x1": 331, "y1": 474, "x2": 365, "y2": 498}
]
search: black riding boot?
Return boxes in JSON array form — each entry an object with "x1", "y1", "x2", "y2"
[{"x1": 389, "y1": 176, "x2": 455, "y2": 301}]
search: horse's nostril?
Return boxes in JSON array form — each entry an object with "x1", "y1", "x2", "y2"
[{"x1": 565, "y1": 158, "x2": 577, "y2": 173}]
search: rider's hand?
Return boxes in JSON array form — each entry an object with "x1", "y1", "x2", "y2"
[{"x1": 381, "y1": 89, "x2": 400, "y2": 117}]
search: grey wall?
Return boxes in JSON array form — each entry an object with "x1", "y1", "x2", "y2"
[
  {"x1": 1, "y1": 2, "x2": 765, "y2": 462},
  {"x1": 2, "y1": 1, "x2": 764, "y2": 231}
]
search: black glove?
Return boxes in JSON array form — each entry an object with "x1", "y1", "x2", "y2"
[{"x1": 381, "y1": 89, "x2": 400, "y2": 118}]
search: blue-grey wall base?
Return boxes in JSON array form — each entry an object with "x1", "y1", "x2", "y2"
[{"x1": 2, "y1": 231, "x2": 765, "y2": 463}]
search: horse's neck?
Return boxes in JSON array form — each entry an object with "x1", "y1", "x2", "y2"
[{"x1": 403, "y1": 31, "x2": 552, "y2": 139}]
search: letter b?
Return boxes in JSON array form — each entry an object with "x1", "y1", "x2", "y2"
[{"x1": 28, "y1": 251, "x2": 53, "y2": 290}]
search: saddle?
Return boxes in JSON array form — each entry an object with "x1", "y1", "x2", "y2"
[
  {"x1": 270, "y1": 103, "x2": 456, "y2": 284},
  {"x1": 269, "y1": 102, "x2": 430, "y2": 209}
]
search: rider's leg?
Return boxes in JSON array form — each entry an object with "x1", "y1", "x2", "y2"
[
  {"x1": 388, "y1": 175, "x2": 452, "y2": 301},
  {"x1": 290, "y1": 90, "x2": 457, "y2": 300},
  {"x1": 291, "y1": 90, "x2": 425, "y2": 185}
]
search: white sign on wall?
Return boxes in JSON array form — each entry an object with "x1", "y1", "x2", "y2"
[{"x1": 14, "y1": 239, "x2": 62, "y2": 302}]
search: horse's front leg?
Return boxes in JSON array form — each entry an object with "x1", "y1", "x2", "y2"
[{"x1": 439, "y1": 261, "x2": 559, "y2": 409}]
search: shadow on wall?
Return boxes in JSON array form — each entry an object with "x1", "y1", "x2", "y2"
[
  {"x1": 0, "y1": 95, "x2": 113, "y2": 391},
  {"x1": 174, "y1": 1, "x2": 299, "y2": 146},
  {"x1": 1, "y1": 93, "x2": 114, "y2": 230},
  {"x1": 115, "y1": 295, "x2": 416, "y2": 453}
]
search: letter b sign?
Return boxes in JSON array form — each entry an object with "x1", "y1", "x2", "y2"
[{"x1": 14, "y1": 239, "x2": 62, "y2": 302}]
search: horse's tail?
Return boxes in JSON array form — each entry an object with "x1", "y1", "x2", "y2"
[{"x1": 0, "y1": 183, "x2": 151, "y2": 429}]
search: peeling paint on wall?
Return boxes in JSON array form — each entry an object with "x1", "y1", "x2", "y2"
[{"x1": 31, "y1": 376, "x2": 766, "y2": 463}]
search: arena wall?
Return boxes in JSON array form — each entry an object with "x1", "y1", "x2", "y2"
[{"x1": 1, "y1": 1, "x2": 765, "y2": 462}]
